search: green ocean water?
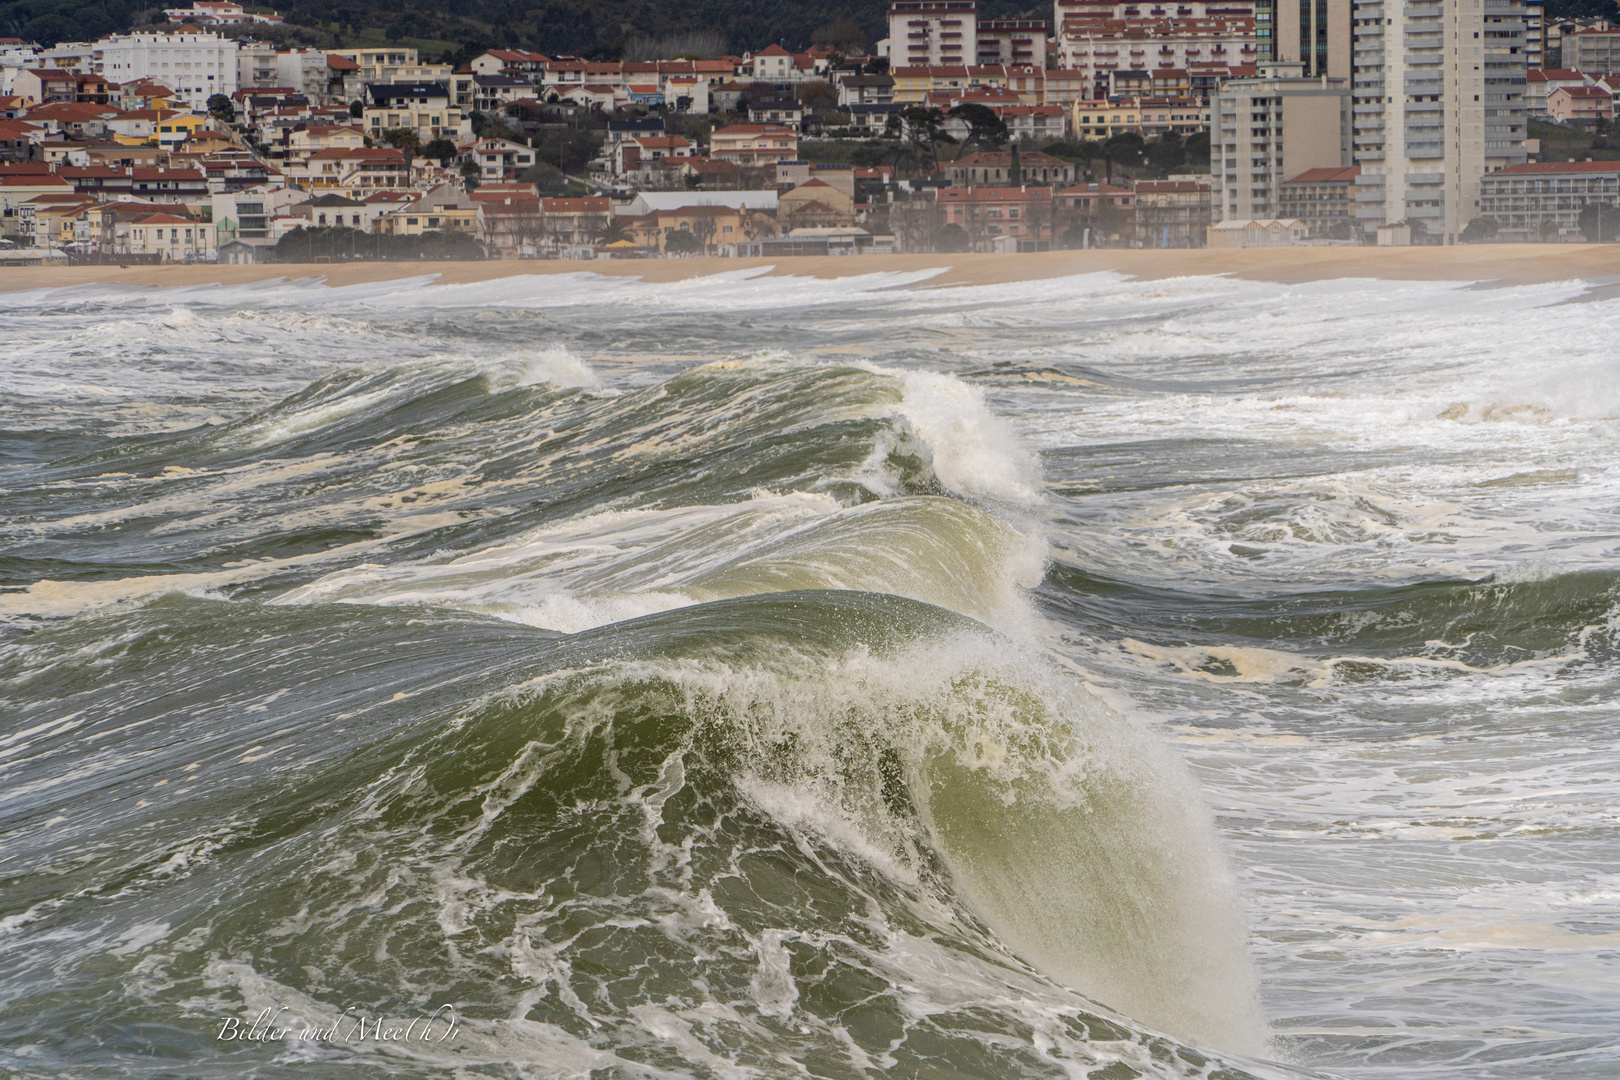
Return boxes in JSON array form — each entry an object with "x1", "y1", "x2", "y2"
[{"x1": 2, "y1": 270, "x2": 1617, "y2": 1079}]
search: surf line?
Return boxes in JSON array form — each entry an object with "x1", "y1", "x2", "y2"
[{"x1": 216, "y1": 1004, "x2": 461, "y2": 1044}]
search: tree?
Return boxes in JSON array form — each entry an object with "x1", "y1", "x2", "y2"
[
  {"x1": 1008, "y1": 142, "x2": 1021, "y2": 184},
  {"x1": 349, "y1": 99, "x2": 364, "y2": 119},
  {"x1": 1146, "y1": 132, "x2": 1185, "y2": 177},
  {"x1": 532, "y1": 127, "x2": 605, "y2": 175},
  {"x1": 275, "y1": 225, "x2": 484, "y2": 262},
  {"x1": 1102, "y1": 131, "x2": 1145, "y2": 179},
  {"x1": 900, "y1": 106, "x2": 955, "y2": 170},
  {"x1": 380, "y1": 127, "x2": 420, "y2": 171},
  {"x1": 948, "y1": 102, "x2": 1008, "y2": 155},
  {"x1": 592, "y1": 217, "x2": 632, "y2": 246},
  {"x1": 521, "y1": 161, "x2": 570, "y2": 194},
  {"x1": 663, "y1": 229, "x2": 704, "y2": 255},
  {"x1": 508, "y1": 205, "x2": 549, "y2": 255},
  {"x1": 814, "y1": 13, "x2": 866, "y2": 52},
  {"x1": 1183, "y1": 131, "x2": 1211, "y2": 169},
  {"x1": 797, "y1": 80, "x2": 837, "y2": 112},
  {"x1": 1546, "y1": 0, "x2": 1620, "y2": 18},
  {"x1": 1094, "y1": 199, "x2": 1127, "y2": 245},
  {"x1": 888, "y1": 198, "x2": 942, "y2": 252},
  {"x1": 688, "y1": 213, "x2": 718, "y2": 253},
  {"x1": 422, "y1": 137, "x2": 458, "y2": 163},
  {"x1": 1460, "y1": 216, "x2": 1500, "y2": 243},
  {"x1": 935, "y1": 223, "x2": 970, "y2": 252},
  {"x1": 1022, "y1": 195, "x2": 1054, "y2": 248},
  {"x1": 1579, "y1": 201, "x2": 1620, "y2": 241},
  {"x1": 1045, "y1": 138, "x2": 1104, "y2": 178},
  {"x1": 206, "y1": 93, "x2": 235, "y2": 125}
]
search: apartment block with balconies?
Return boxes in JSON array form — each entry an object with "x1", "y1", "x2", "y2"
[
  {"x1": 1349, "y1": 0, "x2": 1527, "y2": 242},
  {"x1": 1211, "y1": 61, "x2": 1350, "y2": 222},
  {"x1": 889, "y1": 0, "x2": 979, "y2": 67}
]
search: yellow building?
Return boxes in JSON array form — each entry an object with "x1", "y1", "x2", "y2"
[
  {"x1": 156, "y1": 113, "x2": 209, "y2": 149},
  {"x1": 890, "y1": 66, "x2": 935, "y2": 104},
  {"x1": 381, "y1": 186, "x2": 479, "y2": 235},
  {"x1": 1071, "y1": 98, "x2": 1141, "y2": 139},
  {"x1": 323, "y1": 48, "x2": 450, "y2": 85},
  {"x1": 621, "y1": 204, "x2": 749, "y2": 254}
]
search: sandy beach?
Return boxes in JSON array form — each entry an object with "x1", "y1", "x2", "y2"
[{"x1": 3, "y1": 243, "x2": 1619, "y2": 293}]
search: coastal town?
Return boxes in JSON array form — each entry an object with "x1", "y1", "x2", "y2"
[{"x1": 3, "y1": 0, "x2": 1620, "y2": 263}]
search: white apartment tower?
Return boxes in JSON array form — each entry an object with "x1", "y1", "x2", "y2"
[
  {"x1": 99, "y1": 31, "x2": 239, "y2": 109},
  {"x1": 1350, "y1": 0, "x2": 1527, "y2": 243},
  {"x1": 889, "y1": 1, "x2": 978, "y2": 67}
]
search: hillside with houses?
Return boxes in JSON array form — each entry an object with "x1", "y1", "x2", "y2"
[{"x1": 2, "y1": 0, "x2": 1615, "y2": 262}]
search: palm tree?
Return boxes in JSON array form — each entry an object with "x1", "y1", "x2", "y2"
[{"x1": 592, "y1": 217, "x2": 632, "y2": 246}]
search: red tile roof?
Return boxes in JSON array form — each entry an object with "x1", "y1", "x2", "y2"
[
  {"x1": 1494, "y1": 160, "x2": 1620, "y2": 174},
  {"x1": 0, "y1": 173, "x2": 72, "y2": 187},
  {"x1": 1135, "y1": 180, "x2": 1211, "y2": 193},
  {"x1": 1555, "y1": 85, "x2": 1613, "y2": 98},
  {"x1": 132, "y1": 167, "x2": 205, "y2": 180},
  {"x1": 712, "y1": 124, "x2": 797, "y2": 135},
  {"x1": 540, "y1": 197, "x2": 609, "y2": 211},
  {"x1": 941, "y1": 185, "x2": 1057, "y2": 200},
  {"x1": 1283, "y1": 166, "x2": 1360, "y2": 184}
]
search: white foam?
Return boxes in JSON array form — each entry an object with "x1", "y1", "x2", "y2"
[{"x1": 883, "y1": 367, "x2": 1046, "y2": 508}]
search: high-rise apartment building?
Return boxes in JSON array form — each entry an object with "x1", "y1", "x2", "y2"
[
  {"x1": 977, "y1": 18, "x2": 1048, "y2": 65},
  {"x1": 236, "y1": 40, "x2": 278, "y2": 88},
  {"x1": 1057, "y1": 19, "x2": 1259, "y2": 98},
  {"x1": 1211, "y1": 61, "x2": 1352, "y2": 220},
  {"x1": 1349, "y1": 0, "x2": 1527, "y2": 243},
  {"x1": 889, "y1": 1, "x2": 979, "y2": 67},
  {"x1": 1524, "y1": 0, "x2": 1543, "y2": 67},
  {"x1": 98, "y1": 31, "x2": 238, "y2": 110},
  {"x1": 1259, "y1": 0, "x2": 1352, "y2": 75},
  {"x1": 1055, "y1": 0, "x2": 1256, "y2": 22}
]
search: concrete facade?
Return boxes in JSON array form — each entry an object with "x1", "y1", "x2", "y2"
[
  {"x1": 890, "y1": 1, "x2": 979, "y2": 67},
  {"x1": 1349, "y1": 0, "x2": 1528, "y2": 243},
  {"x1": 1479, "y1": 159, "x2": 1620, "y2": 239},
  {"x1": 1273, "y1": 0, "x2": 1353, "y2": 76},
  {"x1": 1211, "y1": 62, "x2": 1351, "y2": 222},
  {"x1": 99, "y1": 32, "x2": 239, "y2": 110},
  {"x1": 1564, "y1": 28, "x2": 1620, "y2": 71}
]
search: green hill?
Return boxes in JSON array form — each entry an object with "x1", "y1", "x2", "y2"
[{"x1": 3, "y1": 0, "x2": 1047, "y2": 58}]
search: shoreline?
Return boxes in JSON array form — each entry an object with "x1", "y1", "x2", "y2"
[{"x1": 4, "y1": 244, "x2": 1620, "y2": 292}]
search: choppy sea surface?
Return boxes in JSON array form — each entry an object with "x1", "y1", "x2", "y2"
[{"x1": 1, "y1": 267, "x2": 1616, "y2": 1080}]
